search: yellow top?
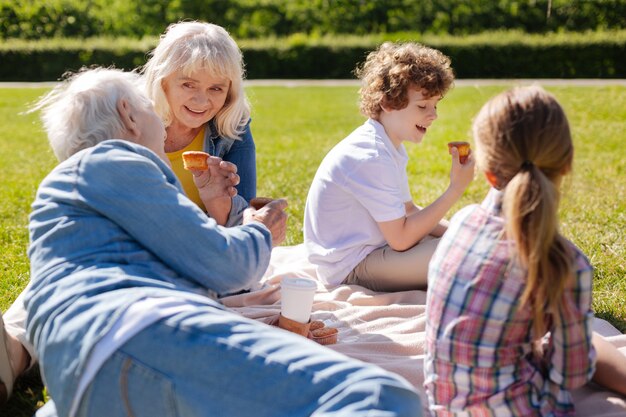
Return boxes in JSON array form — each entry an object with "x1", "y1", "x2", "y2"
[{"x1": 167, "y1": 127, "x2": 206, "y2": 211}]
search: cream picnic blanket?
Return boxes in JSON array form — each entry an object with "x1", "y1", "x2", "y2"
[{"x1": 222, "y1": 244, "x2": 626, "y2": 417}]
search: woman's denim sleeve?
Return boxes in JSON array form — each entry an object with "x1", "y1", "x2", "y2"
[
  {"x1": 223, "y1": 121, "x2": 256, "y2": 203},
  {"x1": 78, "y1": 144, "x2": 271, "y2": 295},
  {"x1": 225, "y1": 195, "x2": 248, "y2": 227}
]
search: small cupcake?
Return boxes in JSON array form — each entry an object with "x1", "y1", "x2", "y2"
[
  {"x1": 311, "y1": 327, "x2": 338, "y2": 345},
  {"x1": 309, "y1": 320, "x2": 325, "y2": 332},
  {"x1": 447, "y1": 141, "x2": 471, "y2": 164},
  {"x1": 182, "y1": 151, "x2": 210, "y2": 171}
]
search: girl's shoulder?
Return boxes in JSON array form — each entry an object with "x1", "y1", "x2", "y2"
[
  {"x1": 442, "y1": 204, "x2": 490, "y2": 241},
  {"x1": 449, "y1": 203, "x2": 488, "y2": 226},
  {"x1": 563, "y1": 238, "x2": 593, "y2": 275}
]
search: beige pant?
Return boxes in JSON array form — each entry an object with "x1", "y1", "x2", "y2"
[
  {"x1": 343, "y1": 236, "x2": 440, "y2": 292},
  {"x1": 3, "y1": 284, "x2": 38, "y2": 370}
]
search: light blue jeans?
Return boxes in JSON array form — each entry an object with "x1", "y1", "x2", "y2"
[{"x1": 38, "y1": 306, "x2": 421, "y2": 417}]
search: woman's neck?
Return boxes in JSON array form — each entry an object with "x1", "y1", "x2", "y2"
[{"x1": 164, "y1": 121, "x2": 202, "y2": 153}]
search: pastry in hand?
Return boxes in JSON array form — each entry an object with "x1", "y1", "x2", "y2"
[
  {"x1": 182, "y1": 151, "x2": 210, "y2": 171},
  {"x1": 447, "y1": 141, "x2": 471, "y2": 164},
  {"x1": 250, "y1": 197, "x2": 274, "y2": 210}
]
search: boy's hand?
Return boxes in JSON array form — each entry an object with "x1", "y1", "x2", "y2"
[{"x1": 449, "y1": 147, "x2": 475, "y2": 193}]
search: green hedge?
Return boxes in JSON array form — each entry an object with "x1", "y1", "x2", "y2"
[
  {"x1": 0, "y1": 31, "x2": 624, "y2": 81},
  {"x1": 3, "y1": 0, "x2": 625, "y2": 40}
]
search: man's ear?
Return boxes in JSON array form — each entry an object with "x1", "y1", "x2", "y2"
[
  {"x1": 484, "y1": 171, "x2": 500, "y2": 188},
  {"x1": 116, "y1": 98, "x2": 139, "y2": 139}
]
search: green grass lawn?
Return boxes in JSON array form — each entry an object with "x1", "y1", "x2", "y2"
[{"x1": 1, "y1": 83, "x2": 625, "y2": 415}]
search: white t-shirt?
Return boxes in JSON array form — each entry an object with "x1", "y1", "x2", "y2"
[{"x1": 304, "y1": 118, "x2": 411, "y2": 286}]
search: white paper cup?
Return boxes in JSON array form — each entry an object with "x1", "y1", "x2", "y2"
[{"x1": 280, "y1": 277, "x2": 317, "y2": 324}]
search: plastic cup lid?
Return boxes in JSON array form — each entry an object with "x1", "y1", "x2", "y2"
[{"x1": 281, "y1": 277, "x2": 317, "y2": 290}]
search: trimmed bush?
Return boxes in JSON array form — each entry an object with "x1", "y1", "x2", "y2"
[
  {"x1": 0, "y1": 31, "x2": 624, "y2": 81},
  {"x1": 0, "y1": 38, "x2": 152, "y2": 81},
  {"x1": 2, "y1": 0, "x2": 625, "y2": 40}
]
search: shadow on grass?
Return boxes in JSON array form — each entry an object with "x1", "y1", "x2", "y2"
[
  {"x1": 0, "y1": 368, "x2": 44, "y2": 417},
  {"x1": 596, "y1": 311, "x2": 626, "y2": 334}
]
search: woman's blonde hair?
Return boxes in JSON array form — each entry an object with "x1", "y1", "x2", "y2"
[
  {"x1": 31, "y1": 68, "x2": 151, "y2": 161},
  {"x1": 472, "y1": 85, "x2": 574, "y2": 337},
  {"x1": 142, "y1": 21, "x2": 250, "y2": 139},
  {"x1": 355, "y1": 42, "x2": 454, "y2": 119}
]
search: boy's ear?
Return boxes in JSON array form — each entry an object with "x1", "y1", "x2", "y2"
[
  {"x1": 379, "y1": 97, "x2": 393, "y2": 113},
  {"x1": 116, "y1": 98, "x2": 139, "y2": 138},
  {"x1": 484, "y1": 171, "x2": 500, "y2": 188}
]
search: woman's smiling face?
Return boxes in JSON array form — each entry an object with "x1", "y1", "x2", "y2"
[{"x1": 162, "y1": 68, "x2": 230, "y2": 129}]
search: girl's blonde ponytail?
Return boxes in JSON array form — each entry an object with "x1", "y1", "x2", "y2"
[{"x1": 473, "y1": 86, "x2": 574, "y2": 338}]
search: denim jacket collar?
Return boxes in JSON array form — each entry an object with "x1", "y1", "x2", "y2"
[{"x1": 203, "y1": 119, "x2": 235, "y2": 158}]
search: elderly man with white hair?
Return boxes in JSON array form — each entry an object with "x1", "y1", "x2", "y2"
[{"x1": 12, "y1": 67, "x2": 421, "y2": 417}]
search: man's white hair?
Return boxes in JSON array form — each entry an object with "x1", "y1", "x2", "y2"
[{"x1": 32, "y1": 67, "x2": 150, "y2": 161}]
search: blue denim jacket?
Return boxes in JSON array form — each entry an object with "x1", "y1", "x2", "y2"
[
  {"x1": 205, "y1": 119, "x2": 256, "y2": 202},
  {"x1": 205, "y1": 119, "x2": 256, "y2": 226},
  {"x1": 25, "y1": 140, "x2": 272, "y2": 415}
]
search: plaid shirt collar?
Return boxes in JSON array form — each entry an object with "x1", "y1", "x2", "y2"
[{"x1": 481, "y1": 187, "x2": 504, "y2": 216}]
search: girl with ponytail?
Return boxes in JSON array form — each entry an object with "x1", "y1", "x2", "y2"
[{"x1": 424, "y1": 86, "x2": 626, "y2": 416}]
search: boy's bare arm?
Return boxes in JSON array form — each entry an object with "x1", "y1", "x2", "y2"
[
  {"x1": 379, "y1": 186, "x2": 463, "y2": 251},
  {"x1": 379, "y1": 149, "x2": 474, "y2": 251},
  {"x1": 404, "y1": 202, "x2": 448, "y2": 237}
]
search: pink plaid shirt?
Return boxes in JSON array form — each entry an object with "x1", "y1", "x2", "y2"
[{"x1": 425, "y1": 188, "x2": 596, "y2": 417}]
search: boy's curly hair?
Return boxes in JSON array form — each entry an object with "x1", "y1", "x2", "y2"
[{"x1": 355, "y1": 42, "x2": 454, "y2": 119}]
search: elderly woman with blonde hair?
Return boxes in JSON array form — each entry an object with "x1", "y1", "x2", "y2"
[
  {"x1": 19, "y1": 67, "x2": 421, "y2": 417},
  {"x1": 143, "y1": 21, "x2": 257, "y2": 226}
]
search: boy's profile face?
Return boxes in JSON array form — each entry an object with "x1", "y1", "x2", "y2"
[{"x1": 378, "y1": 88, "x2": 441, "y2": 148}]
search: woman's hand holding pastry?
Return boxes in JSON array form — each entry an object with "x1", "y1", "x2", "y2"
[
  {"x1": 187, "y1": 156, "x2": 239, "y2": 225},
  {"x1": 191, "y1": 157, "x2": 239, "y2": 199},
  {"x1": 243, "y1": 199, "x2": 288, "y2": 247}
]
